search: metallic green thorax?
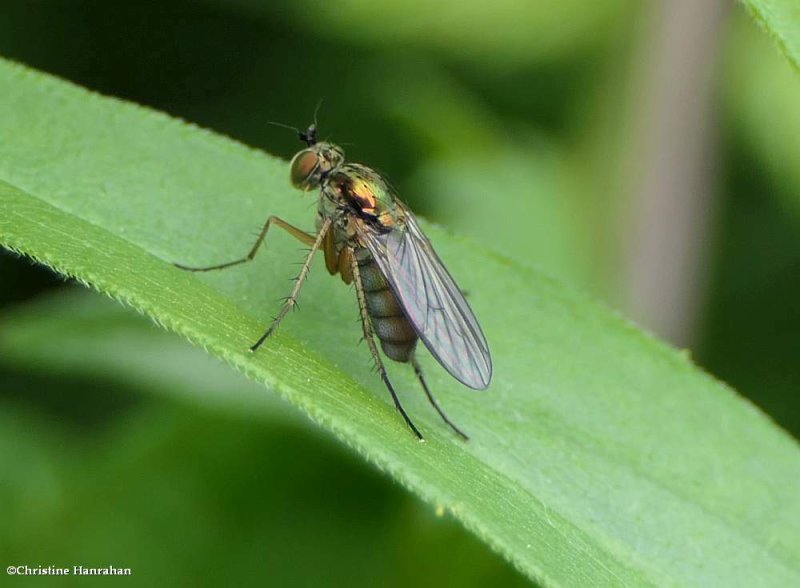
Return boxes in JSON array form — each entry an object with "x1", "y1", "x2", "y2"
[
  {"x1": 288, "y1": 134, "x2": 402, "y2": 230},
  {"x1": 321, "y1": 163, "x2": 403, "y2": 231}
]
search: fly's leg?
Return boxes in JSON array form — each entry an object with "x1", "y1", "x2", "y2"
[
  {"x1": 351, "y1": 252, "x2": 424, "y2": 440},
  {"x1": 175, "y1": 216, "x2": 315, "y2": 272},
  {"x1": 249, "y1": 217, "x2": 332, "y2": 352},
  {"x1": 412, "y1": 356, "x2": 469, "y2": 441}
]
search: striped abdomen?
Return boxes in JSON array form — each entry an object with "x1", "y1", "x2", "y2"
[{"x1": 356, "y1": 250, "x2": 417, "y2": 362}]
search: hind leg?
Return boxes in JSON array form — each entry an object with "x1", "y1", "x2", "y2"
[
  {"x1": 351, "y1": 253, "x2": 423, "y2": 440},
  {"x1": 411, "y1": 356, "x2": 469, "y2": 441}
]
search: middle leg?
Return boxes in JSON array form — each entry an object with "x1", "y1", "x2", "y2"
[{"x1": 249, "y1": 217, "x2": 332, "y2": 352}]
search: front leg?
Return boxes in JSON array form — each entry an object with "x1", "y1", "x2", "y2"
[
  {"x1": 249, "y1": 217, "x2": 332, "y2": 352},
  {"x1": 175, "y1": 216, "x2": 315, "y2": 272}
]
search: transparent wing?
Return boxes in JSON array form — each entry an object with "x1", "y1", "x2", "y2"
[{"x1": 358, "y1": 208, "x2": 492, "y2": 389}]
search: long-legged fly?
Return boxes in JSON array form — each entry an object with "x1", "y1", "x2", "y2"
[{"x1": 176, "y1": 124, "x2": 492, "y2": 439}]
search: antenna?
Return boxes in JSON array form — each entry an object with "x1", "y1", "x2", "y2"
[
  {"x1": 266, "y1": 120, "x2": 302, "y2": 136},
  {"x1": 312, "y1": 98, "x2": 324, "y2": 129},
  {"x1": 268, "y1": 99, "x2": 324, "y2": 147}
]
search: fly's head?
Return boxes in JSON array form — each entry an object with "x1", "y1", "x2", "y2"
[{"x1": 289, "y1": 124, "x2": 345, "y2": 191}]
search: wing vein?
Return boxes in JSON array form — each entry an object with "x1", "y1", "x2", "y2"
[{"x1": 356, "y1": 208, "x2": 492, "y2": 389}]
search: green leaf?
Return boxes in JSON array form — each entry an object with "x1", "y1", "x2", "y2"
[
  {"x1": 0, "y1": 291, "x2": 527, "y2": 587},
  {"x1": 1, "y1": 58, "x2": 799, "y2": 586},
  {"x1": 740, "y1": 0, "x2": 800, "y2": 72},
  {"x1": 726, "y1": 12, "x2": 800, "y2": 220}
]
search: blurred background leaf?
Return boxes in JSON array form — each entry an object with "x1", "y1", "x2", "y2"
[
  {"x1": 243, "y1": 0, "x2": 630, "y2": 65},
  {"x1": 0, "y1": 289, "x2": 525, "y2": 586},
  {"x1": 726, "y1": 12, "x2": 800, "y2": 220},
  {"x1": 740, "y1": 0, "x2": 800, "y2": 71}
]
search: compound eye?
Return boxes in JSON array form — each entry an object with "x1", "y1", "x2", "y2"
[{"x1": 290, "y1": 149, "x2": 320, "y2": 190}]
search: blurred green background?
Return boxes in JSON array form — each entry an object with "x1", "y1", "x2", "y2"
[{"x1": 1, "y1": 0, "x2": 798, "y2": 585}]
